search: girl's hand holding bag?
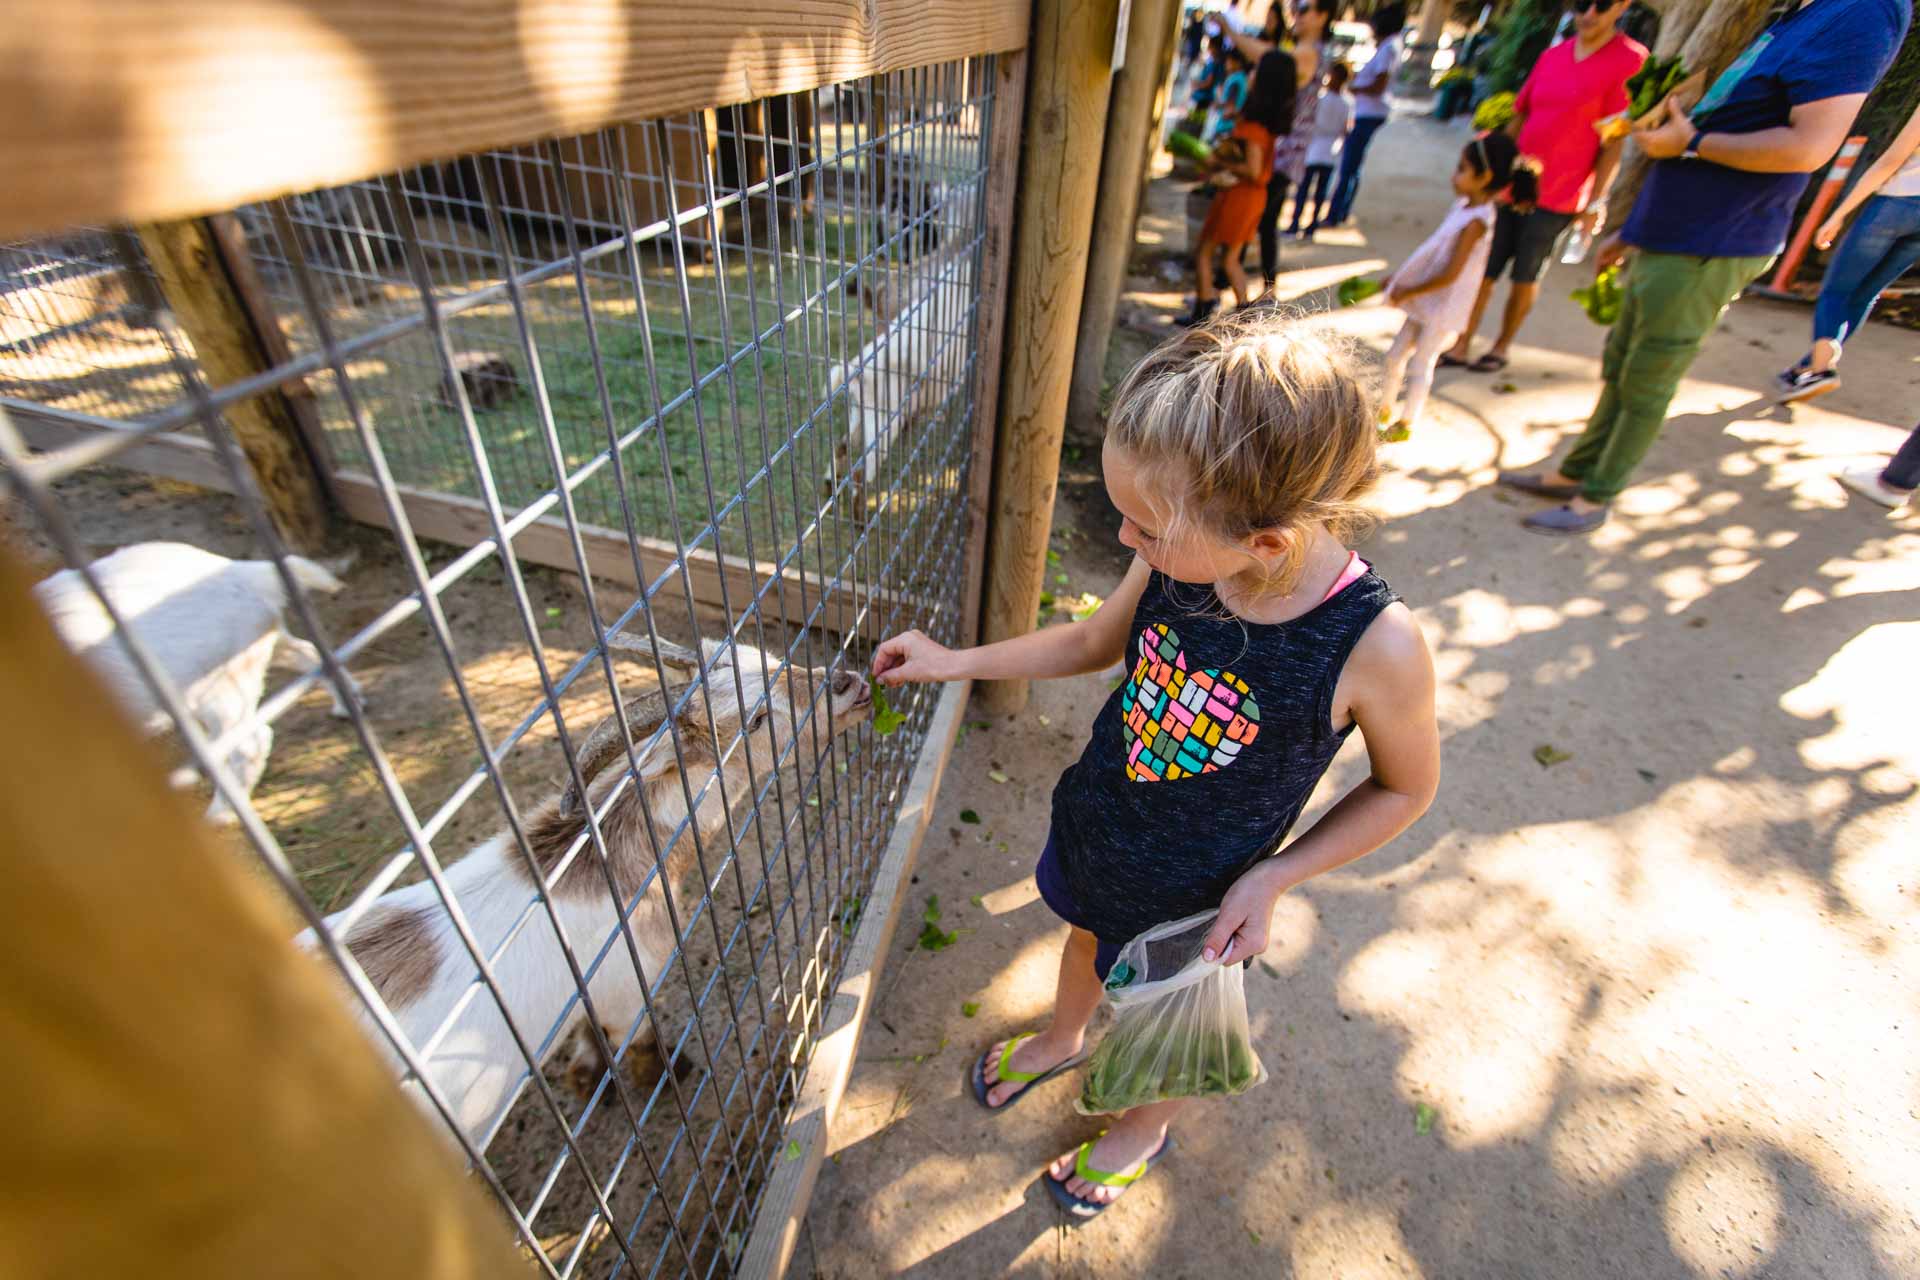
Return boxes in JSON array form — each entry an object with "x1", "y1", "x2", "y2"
[{"x1": 1077, "y1": 910, "x2": 1269, "y2": 1115}]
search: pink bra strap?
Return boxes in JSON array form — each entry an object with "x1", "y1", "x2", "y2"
[{"x1": 1320, "y1": 551, "x2": 1367, "y2": 604}]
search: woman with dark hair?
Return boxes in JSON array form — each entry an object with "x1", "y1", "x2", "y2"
[
  {"x1": 1222, "y1": 0, "x2": 1334, "y2": 291},
  {"x1": 1176, "y1": 49, "x2": 1297, "y2": 325},
  {"x1": 1328, "y1": 3, "x2": 1407, "y2": 226}
]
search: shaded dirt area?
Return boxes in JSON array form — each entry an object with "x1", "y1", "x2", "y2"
[{"x1": 812, "y1": 114, "x2": 1920, "y2": 1278}]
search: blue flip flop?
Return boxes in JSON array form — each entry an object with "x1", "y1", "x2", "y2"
[
  {"x1": 969, "y1": 1032, "x2": 1084, "y2": 1111},
  {"x1": 1045, "y1": 1133, "x2": 1177, "y2": 1219}
]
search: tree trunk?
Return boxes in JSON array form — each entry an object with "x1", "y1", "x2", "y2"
[
  {"x1": 1067, "y1": 0, "x2": 1180, "y2": 431},
  {"x1": 1602, "y1": 0, "x2": 1776, "y2": 232}
]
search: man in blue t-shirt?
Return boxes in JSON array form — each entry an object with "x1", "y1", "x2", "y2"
[{"x1": 1499, "y1": 0, "x2": 1909, "y2": 535}]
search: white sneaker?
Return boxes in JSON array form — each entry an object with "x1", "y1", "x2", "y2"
[
  {"x1": 1837, "y1": 465, "x2": 1913, "y2": 509},
  {"x1": 1774, "y1": 366, "x2": 1840, "y2": 403}
]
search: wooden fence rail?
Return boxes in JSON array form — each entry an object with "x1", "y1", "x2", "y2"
[{"x1": 0, "y1": 0, "x2": 1029, "y2": 240}]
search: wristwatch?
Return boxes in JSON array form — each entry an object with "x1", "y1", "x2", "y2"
[{"x1": 1682, "y1": 130, "x2": 1706, "y2": 161}]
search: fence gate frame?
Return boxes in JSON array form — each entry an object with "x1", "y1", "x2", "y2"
[{"x1": 0, "y1": 3, "x2": 1080, "y2": 1276}]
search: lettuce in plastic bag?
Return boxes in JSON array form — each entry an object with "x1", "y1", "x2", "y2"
[{"x1": 1077, "y1": 911, "x2": 1268, "y2": 1114}]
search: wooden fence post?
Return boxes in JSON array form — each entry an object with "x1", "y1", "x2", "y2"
[
  {"x1": 1067, "y1": 0, "x2": 1180, "y2": 431},
  {"x1": 136, "y1": 217, "x2": 333, "y2": 551},
  {"x1": 977, "y1": 0, "x2": 1122, "y2": 715},
  {"x1": 961, "y1": 50, "x2": 1031, "y2": 648}
]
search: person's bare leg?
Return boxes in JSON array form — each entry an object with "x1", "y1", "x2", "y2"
[
  {"x1": 1222, "y1": 243, "x2": 1254, "y2": 307},
  {"x1": 1487, "y1": 281, "x2": 1540, "y2": 359},
  {"x1": 1445, "y1": 279, "x2": 1498, "y2": 363},
  {"x1": 1807, "y1": 336, "x2": 1842, "y2": 374},
  {"x1": 1048, "y1": 1096, "x2": 1192, "y2": 1206},
  {"x1": 1194, "y1": 239, "x2": 1220, "y2": 304},
  {"x1": 982, "y1": 926, "x2": 1104, "y2": 1107}
]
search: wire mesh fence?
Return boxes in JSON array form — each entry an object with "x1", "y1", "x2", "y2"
[
  {"x1": 1, "y1": 52, "x2": 997, "y2": 1278},
  {"x1": 0, "y1": 229, "x2": 189, "y2": 422}
]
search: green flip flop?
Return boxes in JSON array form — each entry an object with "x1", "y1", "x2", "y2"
[
  {"x1": 969, "y1": 1032, "x2": 1083, "y2": 1111},
  {"x1": 1045, "y1": 1132, "x2": 1177, "y2": 1219}
]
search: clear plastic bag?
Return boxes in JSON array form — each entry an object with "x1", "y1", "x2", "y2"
[
  {"x1": 1076, "y1": 910, "x2": 1269, "y2": 1115},
  {"x1": 1554, "y1": 220, "x2": 1593, "y2": 267}
]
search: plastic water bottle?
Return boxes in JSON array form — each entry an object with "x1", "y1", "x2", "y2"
[{"x1": 1557, "y1": 220, "x2": 1593, "y2": 266}]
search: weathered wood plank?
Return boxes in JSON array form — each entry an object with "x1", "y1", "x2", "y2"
[
  {"x1": 977, "y1": 0, "x2": 1120, "y2": 713},
  {"x1": 6, "y1": 408, "x2": 237, "y2": 494},
  {"x1": 959, "y1": 49, "x2": 1028, "y2": 648},
  {"x1": 0, "y1": 0, "x2": 1031, "y2": 240},
  {"x1": 329, "y1": 471, "x2": 904, "y2": 641},
  {"x1": 1066, "y1": 0, "x2": 1179, "y2": 431}
]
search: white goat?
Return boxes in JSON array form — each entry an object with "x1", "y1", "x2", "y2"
[
  {"x1": 33, "y1": 541, "x2": 359, "y2": 824},
  {"x1": 828, "y1": 239, "x2": 975, "y2": 485},
  {"x1": 310, "y1": 633, "x2": 871, "y2": 1150}
]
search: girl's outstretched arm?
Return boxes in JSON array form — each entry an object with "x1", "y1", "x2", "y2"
[
  {"x1": 872, "y1": 556, "x2": 1152, "y2": 687},
  {"x1": 1202, "y1": 602, "x2": 1441, "y2": 963}
]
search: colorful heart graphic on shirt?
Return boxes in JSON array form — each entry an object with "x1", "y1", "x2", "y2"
[{"x1": 1122, "y1": 624, "x2": 1261, "y2": 782}]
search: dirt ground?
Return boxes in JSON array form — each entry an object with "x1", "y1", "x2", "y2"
[{"x1": 811, "y1": 113, "x2": 1920, "y2": 1278}]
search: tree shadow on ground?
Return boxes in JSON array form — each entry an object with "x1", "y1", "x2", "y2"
[{"x1": 817, "y1": 380, "x2": 1918, "y2": 1277}]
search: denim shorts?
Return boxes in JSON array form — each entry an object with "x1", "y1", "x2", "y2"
[
  {"x1": 1034, "y1": 832, "x2": 1123, "y2": 980},
  {"x1": 1486, "y1": 205, "x2": 1574, "y2": 284}
]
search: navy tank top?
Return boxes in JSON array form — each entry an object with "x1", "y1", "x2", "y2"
[{"x1": 1048, "y1": 565, "x2": 1399, "y2": 943}]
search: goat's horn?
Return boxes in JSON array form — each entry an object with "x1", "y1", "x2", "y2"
[
  {"x1": 557, "y1": 694, "x2": 661, "y2": 819},
  {"x1": 606, "y1": 629, "x2": 701, "y2": 672}
]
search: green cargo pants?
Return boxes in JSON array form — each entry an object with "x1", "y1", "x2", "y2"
[{"x1": 1561, "y1": 251, "x2": 1772, "y2": 504}]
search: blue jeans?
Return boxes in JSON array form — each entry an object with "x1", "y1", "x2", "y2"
[
  {"x1": 1885, "y1": 422, "x2": 1920, "y2": 491},
  {"x1": 1329, "y1": 116, "x2": 1387, "y2": 224},
  {"x1": 1289, "y1": 163, "x2": 1335, "y2": 232},
  {"x1": 1812, "y1": 194, "x2": 1920, "y2": 349}
]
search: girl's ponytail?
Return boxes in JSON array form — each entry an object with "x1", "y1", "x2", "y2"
[
  {"x1": 1507, "y1": 155, "x2": 1543, "y2": 211},
  {"x1": 1469, "y1": 132, "x2": 1544, "y2": 211}
]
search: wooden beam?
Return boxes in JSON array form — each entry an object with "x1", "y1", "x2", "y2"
[
  {"x1": 735, "y1": 679, "x2": 969, "y2": 1280},
  {"x1": 1066, "y1": 0, "x2": 1178, "y2": 433},
  {"x1": 977, "y1": 0, "x2": 1120, "y2": 714},
  {"x1": 959, "y1": 49, "x2": 1028, "y2": 648},
  {"x1": 6, "y1": 407, "x2": 236, "y2": 494},
  {"x1": 135, "y1": 218, "x2": 332, "y2": 550},
  {"x1": 0, "y1": 0, "x2": 1031, "y2": 241},
  {"x1": 205, "y1": 212, "x2": 338, "y2": 486},
  {"x1": 328, "y1": 472, "x2": 905, "y2": 642}
]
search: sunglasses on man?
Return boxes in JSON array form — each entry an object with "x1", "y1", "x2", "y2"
[{"x1": 1569, "y1": 0, "x2": 1619, "y2": 11}]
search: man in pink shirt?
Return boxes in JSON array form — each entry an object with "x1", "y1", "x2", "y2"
[{"x1": 1443, "y1": 0, "x2": 1647, "y2": 372}]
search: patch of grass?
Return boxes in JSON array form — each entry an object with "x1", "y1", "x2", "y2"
[{"x1": 304, "y1": 219, "x2": 945, "y2": 564}]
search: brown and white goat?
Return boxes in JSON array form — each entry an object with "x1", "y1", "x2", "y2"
[{"x1": 309, "y1": 634, "x2": 870, "y2": 1149}]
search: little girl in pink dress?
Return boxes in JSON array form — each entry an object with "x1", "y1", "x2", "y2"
[{"x1": 1381, "y1": 134, "x2": 1540, "y2": 437}]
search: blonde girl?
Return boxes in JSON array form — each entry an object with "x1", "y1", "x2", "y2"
[{"x1": 872, "y1": 315, "x2": 1440, "y2": 1217}]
